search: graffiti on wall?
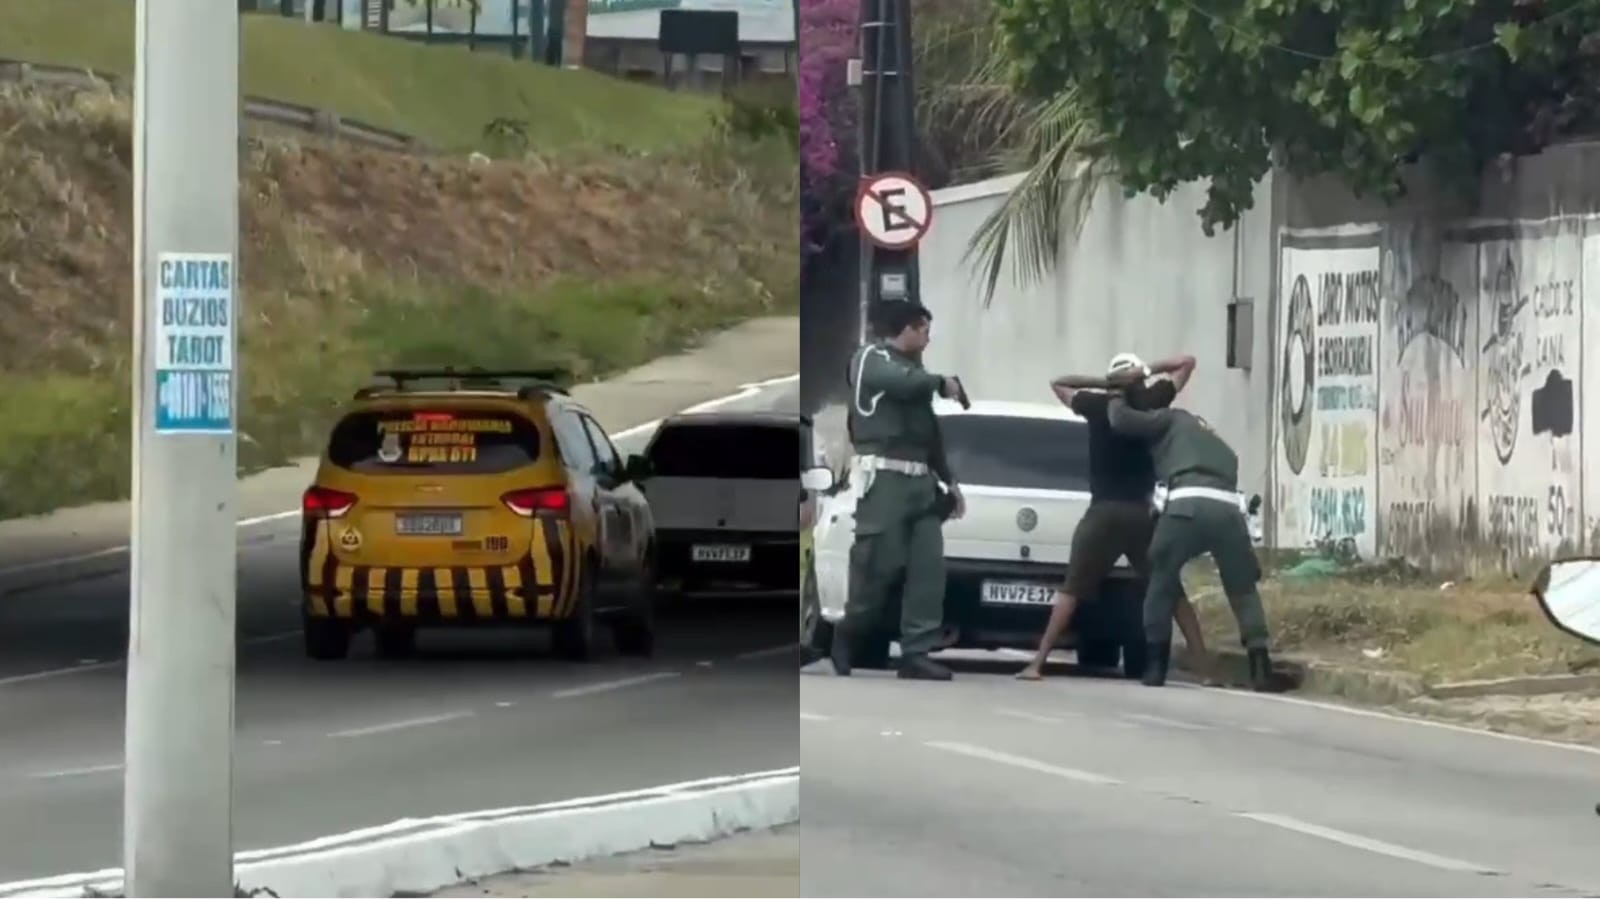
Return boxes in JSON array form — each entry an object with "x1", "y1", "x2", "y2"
[
  {"x1": 1376, "y1": 233, "x2": 1476, "y2": 566},
  {"x1": 1274, "y1": 233, "x2": 1381, "y2": 559},
  {"x1": 1474, "y1": 230, "x2": 1584, "y2": 565}
]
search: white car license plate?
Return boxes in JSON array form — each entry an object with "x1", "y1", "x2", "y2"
[
  {"x1": 394, "y1": 512, "x2": 464, "y2": 537},
  {"x1": 693, "y1": 544, "x2": 752, "y2": 563},
  {"x1": 980, "y1": 580, "x2": 1056, "y2": 606}
]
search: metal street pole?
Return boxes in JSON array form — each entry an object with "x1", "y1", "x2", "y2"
[
  {"x1": 855, "y1": 0, "x2": 918, "y2": 343},
  {"x1": 126, "y1": 1, "x2": 241, "y2": 896}
]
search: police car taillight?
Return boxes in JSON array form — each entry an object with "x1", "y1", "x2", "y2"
[
  {"x1": 303, "y1": 486, "x2": 358, "y2": 519},
  {"x1": 502, "y1": 487, "x2": 568, "y2": 517}
]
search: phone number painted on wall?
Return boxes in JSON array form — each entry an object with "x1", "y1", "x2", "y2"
[{"x1": 154, "y1": 252, "x2": 235, "y2": 434}]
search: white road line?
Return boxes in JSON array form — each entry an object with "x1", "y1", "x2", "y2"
[
  {"x1": 1236, "y1": 812, "x2": 1503, "y2": 875},
  {"x1": 242, "y1": 630, "x2": 299, "y2": 646},
  {"x1": 924, "y1": 741, "x2": 1122, "y2": 786},
  {"x1": 549, "y1": 671, "x2": 682, "y2": 699},
  {"x1": 799, "y1": 712, "x2": 831, "y2": 722},
  {"x1": 30, "y1": 763, "x2": 123, "y2": 780},
  {"x1": 327, "y1": 711, "x2": 474, "y2": 739},
  {"x1": 735, "y1": 643, "x2": 797, "y2": 661},
  {"x1": 0, "y1": 660, "x2": 120, "y2": 688},
  {"x1": 1177, "y1": 682, "x2": 1600, "y2": 756},
  {"x1": 0, "y1": 510, "x2": 298, "y2": 580},
  {"x1": 1122, "y1": 712, "x2": 1211, "y2": 731},
  {"x1": 611, "y1": 373, "x2": 798, "y2": 441},
  {"x1": 996, "y1": 708, "x2": 1078, "y2": 725}
]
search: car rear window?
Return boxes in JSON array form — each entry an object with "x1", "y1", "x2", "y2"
[
  {"x1": 939, "y1": 414, "x2": 1091, "y2": 492},
  {"x1": 647, "y1": 422, "x2": 798, "y2": 479},
  {"x1": 327, "y1": 409, "x2": 542, "y2": 475}
]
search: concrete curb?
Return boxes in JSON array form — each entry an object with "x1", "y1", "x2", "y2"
[
  {"x1": 0, "y1": 768, "x2": 800, "y2": 899},
  {"x1": 1176, "y1": 646, "x2": 1598, "y2": 703},
  {"x1": 1173, "y1": 645, "x2": 1426, "y2": 703}
]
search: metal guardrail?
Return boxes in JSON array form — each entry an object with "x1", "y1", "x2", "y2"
[{"x1": 0, "y1": 56, "x2": 427, "y2": 154}]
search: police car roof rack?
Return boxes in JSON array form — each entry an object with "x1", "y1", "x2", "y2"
[{"x1": 357, "y1": 367, "x2": 571, "y2": 399}]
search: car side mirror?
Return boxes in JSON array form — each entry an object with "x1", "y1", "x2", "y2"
[
  {"x1": 1531, "y1": 557, "x2": 1600, "y2": 646},
  {"x1": 801, "y1": 466, "x2": 835, "y2": 493},
  {"x1": 623, "y1": 454, "x2": 652, "y2": 482}
]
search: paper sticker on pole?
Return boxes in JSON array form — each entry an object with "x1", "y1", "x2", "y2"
[
  {"x1": 153, "y1": 251, "x2": 235, "y2": 435},
  {"x1": 855, "y1": 171, "x2": 932, "y2": 251}
]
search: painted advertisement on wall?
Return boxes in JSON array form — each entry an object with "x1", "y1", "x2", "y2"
[
  {"x1": 1584, "y1": 234, "x2": 1600, "y2": 553},
  {"x1": 1375, "y1": 227, "x2": 1478, "y2": 569},
  {"x1": 1273, "y1": 230, "x2": 1382, "y2": 560},
  {"x1": 1472, "y1": 223, "x2": 1585, "y2": 568}
]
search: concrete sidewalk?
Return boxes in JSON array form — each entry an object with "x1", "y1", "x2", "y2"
[
  {"x1": 0, "y1": 316, "x2": 797, "y2": 590},
  {"x1": 428, "y1": 826, "x2": 799, "y2": 898}
]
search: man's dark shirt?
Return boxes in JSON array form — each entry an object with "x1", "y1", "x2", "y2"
[{"x1": 1069, "y1": 380, "x2": 1178, "y2": 504}]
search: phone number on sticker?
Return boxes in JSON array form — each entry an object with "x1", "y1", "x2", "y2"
[{"x1": 156, "y1": 369, "x2": 233, "y2": 432}]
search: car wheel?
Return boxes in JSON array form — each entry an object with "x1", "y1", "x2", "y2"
[
  {"x1": 1120, "y1": 638, "x2": 1147, "y2": 680},
  {"x1": 800, "y1": 554, "x2": 833, "y2": 664},
  {"x1": 553, "y1": 561, "x2": 597, "y2": 662},
  {"x1": 374, "y1": 623, "x2": 417, "y2": 660},
  {"x1": 851, "y1": 629, "x2": 893, "y2": 670},
  {"x1": 303, "y1": 614, "x2": 351, "y2": 661},
  {"x1": 1076, "y1": 639, "x2": 1121, "y2": 671},
  {"x1": 612, "y1": 558, "x2": 658, "y2": 658}
]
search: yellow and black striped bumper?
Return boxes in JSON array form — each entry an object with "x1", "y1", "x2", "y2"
[{"x1": 301, "y1": 519, "x2": 579, "y2": 621}]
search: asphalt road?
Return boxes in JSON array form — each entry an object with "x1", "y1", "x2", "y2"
[
  {"x1": 800, "y1": 652, "x2": 1600, "y2": 898},
  {"x1": 0, "y1": 379, "x2": 799, "y2": 883}
]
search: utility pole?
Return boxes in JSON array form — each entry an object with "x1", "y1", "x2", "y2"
[
  {"x1": 125, "y1": 1, "x2": 240, "y2": 896},
  {"x1": 854, "y1": 0, "x2": 919, "y2": 342}
]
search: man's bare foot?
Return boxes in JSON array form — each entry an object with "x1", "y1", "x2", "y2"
[{"x1": 1015, "y1": 665, "x2": 1044, "y2": 681}]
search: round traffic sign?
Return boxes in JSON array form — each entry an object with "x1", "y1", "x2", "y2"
[{"x1": 854, "y1": 171, "x2": 933, "y2": 251}]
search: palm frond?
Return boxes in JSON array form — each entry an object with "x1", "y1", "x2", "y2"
[{"x1": 963, "y1": 85, "x2": 1112, "y2": 309}]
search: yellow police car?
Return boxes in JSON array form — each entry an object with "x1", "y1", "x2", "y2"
[{"x1": 299, "y1": 369, "x2": 657, "y2": 661}]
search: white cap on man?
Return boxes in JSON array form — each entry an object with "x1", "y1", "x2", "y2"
[{"x1": 1107, "y1": 352, "x2": 1150, "y2": 379}]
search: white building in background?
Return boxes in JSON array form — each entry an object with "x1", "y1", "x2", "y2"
[{"x1": 585, "y1": 0, "x2": 796, "y2": 79}]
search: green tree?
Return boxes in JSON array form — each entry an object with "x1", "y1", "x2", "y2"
[{"x1": 991, "y1": 0, "x2": 1600, "y2": 238}]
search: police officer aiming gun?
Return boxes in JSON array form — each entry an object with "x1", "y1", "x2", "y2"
[
  {"x1": 1106, "y1": 368, "x2": 1285, "y2": 691},
  {"x1": 832, "y1": 300, "x2": 964, "y2": 682}
]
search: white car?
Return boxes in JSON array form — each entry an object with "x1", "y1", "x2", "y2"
[
  {"x1": 800, "y1": 399, "x2": 1263, "y2": 676},
  {"x1": 640, "y1": 411, "x2": 805, "y2": 596}
]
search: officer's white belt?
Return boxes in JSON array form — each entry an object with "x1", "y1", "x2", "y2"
[
  {"x1": 1163, "y1": 485, "x2": 1248, "y2": 512},
  {"x1": 855, "y1": 455, "x2": 930, "y2": 476}
]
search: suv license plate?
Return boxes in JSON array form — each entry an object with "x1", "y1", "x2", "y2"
[
  {"x1": 693, "y1": 544, "x2": 751, "y2": 563},
  {"x1": 980, "y1": 580, "x2": 1056, "y2": 606},
  {"x1": 395, "y1": 513, "x2": 464, "y2": 537}
]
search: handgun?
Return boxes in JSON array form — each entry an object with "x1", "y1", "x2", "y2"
[{"x1": 949, "y1": 376, "x2": 972, "y2": 411}]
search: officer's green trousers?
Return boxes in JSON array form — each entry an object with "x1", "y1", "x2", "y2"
[
  {"x1": 1143, "y1": 497, "x2": 1270, "y2": 649},
  {"x1": 843, "y1": 470, "x2": 944, "y2": 657}
]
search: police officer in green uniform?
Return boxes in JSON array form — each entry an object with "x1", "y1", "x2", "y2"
[
  {"x1": 1106, "y1": 374, "x2": 1283, "y2": 691},
  {"x1": 832, "y1": 300, "x2": 965, "y2": 682}
]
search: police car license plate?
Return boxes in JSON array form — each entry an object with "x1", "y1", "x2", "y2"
[
  {"x1": 981, "y1": 581, "x2": 1055, "y2": 606},
  {"x1": 693, "y1": 544, "x2": 751, "y2": 563},
  {"x1": 395, "y1": 512, "x2": 464, "y2": 537}
]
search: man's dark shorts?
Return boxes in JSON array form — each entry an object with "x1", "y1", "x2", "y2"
[{"x1": 1063, "y1": 500, "x2": 1155, "y2": 599}]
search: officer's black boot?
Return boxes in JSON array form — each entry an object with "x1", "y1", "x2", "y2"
[
  {"x1": 1248, "y1": 647, "x2": 1285, "y2": 692},
  {"x1": 1141, "y1": 641, "x2": 1171, "y2": 687},
  {"x1": 897, "y1": 654, "x2": 953, "y2": 681},
  {"x1": 829, "y1": 628, "x2": 852, "y2": 677}
]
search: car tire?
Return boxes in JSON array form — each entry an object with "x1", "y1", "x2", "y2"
[
  {"x1": 851, "y1": 629, "x2": 893, "y2": 670},
  {"x1": 612, "y1": 557, "x2": 658, "y2": 658},
  {"x1": 553, "y1": 561, "x2": 597, "y2": 662},
  {"x1": 1120, "y1": 639, "x2": 1147, "y2": 680},
  {"x1": 303, "y1": 615, "x2": 351, "y2": 661},
  {"x1": 800, "y1": 554, "x2": 833, "y2": 664},
  {"x1": 1075, "y1": 639, "x2": 1121, "y2": 671},
  {"x1": 374, "y1": 623, "x2": 417, "y2": 660}
]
